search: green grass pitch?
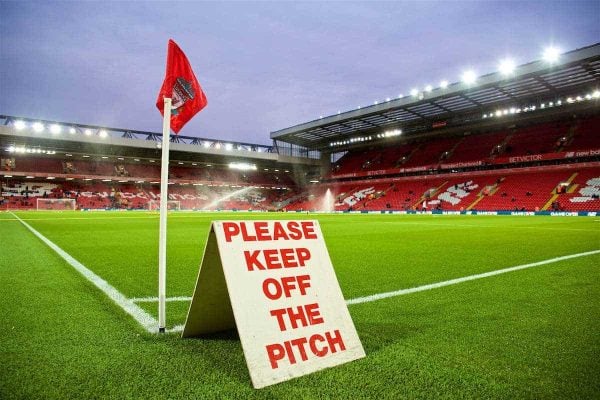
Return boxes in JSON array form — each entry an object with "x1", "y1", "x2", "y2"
[{"x1": 1, "y1": 211, "x2": 599, "y2": 399}]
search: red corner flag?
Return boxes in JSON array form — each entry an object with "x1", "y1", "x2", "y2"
[{"x1": 156, "y1": 39, "x2": 207, "y2": 134}]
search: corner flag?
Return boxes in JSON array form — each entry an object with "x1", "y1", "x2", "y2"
[
  {"x1": 156, "y1": 39, "x2": 208, "y2": 133},
  {"x1": 156, "y1": 39, "x2": 207, "y2": 332}
]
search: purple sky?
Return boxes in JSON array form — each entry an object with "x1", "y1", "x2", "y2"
[{"x1": 1, "y1": 1, "x2": 598, "y2": 145}]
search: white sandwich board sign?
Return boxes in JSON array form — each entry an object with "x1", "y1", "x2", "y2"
[{"x1": 182, "y1": 220, "x2": 365, "y2": 388}]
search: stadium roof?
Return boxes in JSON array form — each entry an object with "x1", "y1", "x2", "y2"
[
  {"x1": 271, "y1": 43, "x2": 600, "y2": 151},
  {"x1": 0, "y1": 116, "x2": 320, "y2": 168}
]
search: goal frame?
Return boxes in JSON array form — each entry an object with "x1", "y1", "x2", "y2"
[
  {"x1": 147, "y1": 199, "x2": 181, "y2": 211},
  {"x1": 36, "y1": 198, "x2": 77, "y2": 211}
]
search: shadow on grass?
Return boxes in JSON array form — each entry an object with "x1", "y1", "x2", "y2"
[{"x1": 175, "y1": 328, "x2": 251, "y2": 386}]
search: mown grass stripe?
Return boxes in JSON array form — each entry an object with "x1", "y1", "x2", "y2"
[{"x1": 11, "y1": 212, "x2": 159, "y2": 333}]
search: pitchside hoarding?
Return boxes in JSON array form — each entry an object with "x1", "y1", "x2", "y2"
[{"x1": 182, "y1": 220, "x2": 365, "y2": 388}]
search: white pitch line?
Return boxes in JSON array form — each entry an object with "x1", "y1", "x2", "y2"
[
  {"x1": 11, "y1": 210, "x2": 600, "y2": 334},
  {"x1": 164, "y1": 249, "x2": 600, "y2": 333},
  {"x1": 11, "y1": 212, "x2": 159, "y2": 333},
  {"x1": 346, "y1": 249, "x2": 600, "y2": 305}
]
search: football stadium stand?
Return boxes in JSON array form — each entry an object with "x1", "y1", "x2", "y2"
[{"x1": 2, "y1": 44, "x2": 599, "y2": 213}]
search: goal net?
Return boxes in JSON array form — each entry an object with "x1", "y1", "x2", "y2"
[
  {"x1": 147, "y1": 200, "x2": 181, "y2": 211},
  {"x1": 36, "y1": 198, "x2": 77, "y2": 211}
]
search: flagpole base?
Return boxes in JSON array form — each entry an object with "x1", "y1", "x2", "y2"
[{"x1": 158, "y1": 327, "x2": 166, "y2": 334}]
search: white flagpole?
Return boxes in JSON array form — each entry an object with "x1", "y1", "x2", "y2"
[{"x1": 158, "y1": 97, "x2": 172, "y2": 333}]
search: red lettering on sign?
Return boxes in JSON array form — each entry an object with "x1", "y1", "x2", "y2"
[
  {"x1": 301, "y1": 221, "x2": 317, "y2": 239},
  {"x1": 240, "y1": 222, "x2": 257, "y2": 242},
  {"x1": 287, "y1": 221, "x2": 302, "y2": 240},
  {"x1": 255, "y1": 221, "x2": 270, "y2": 241},
  {"x1": 222, "y1": 222, "x2": 240, "y2": 242},
  {"x1": 266, "y1": 343, "x2": 285, "y2": 369},
  {"x1": 262, "y1": 275, "x2": 312, "y2": 300},
  {"x1": 269, "y1": 302, "x2": 323, "y2": 331},
  {"x1": 265, "y1": 329, "x2": 347, "y2": 369},
  {"x1": 221, "y1": 221, "x2": 319, "y2": 242},
  {"x1": 244, "y1": 250, "x2": 264, "y2": 270},
  {"x1": 245, "y1": 248, "x2": 311, "y2": 271},
  {"x1": 272, "y1": 223, "x2": 289, "y2": 240}
]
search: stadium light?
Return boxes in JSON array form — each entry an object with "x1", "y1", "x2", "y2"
[
  {"x1": 69, "y1": 127, "x2": 76, "y2": 134},
  {"x1": 543, "y1": 46, "x2": 561, "y2": 63},
  {"x1": 225, "y1": 143, "x2": 233, "y2": 151},
  {"x1": 462, "y1": 70, "x2": 477, "y2": 85},
  {"x1": 498, "y1": 58, "x2": 516, "y2": 76},
  {"x1": 50, "y1": 124, "x2": 62, "y2": 134},
  {"x1": 425, "y1": 85, "x2": 432, "y2": 93},
  {"x1": 593, "y1": 90, "x2": 600, "y2": 98},
  {"x1": 84, "y1": 129, "x2": 92, "y2": 136},
  {"x1": 410, "y1": 88, "x2": 419, "y2": 96},
  {"x1": 99, "y1": 130, "x2": 108, "y2": 138},
  {"x1": 14, "y1": 120, "x2": 26, "y2": 130},
  {"x1": 229, "y1": 162, "x2": 257, "y2": 171},
  {"x1": 32, "y1": 122, "x2": 44, "y2": 133},
  {"x1": 439, "y1": 80, "x2": 448, "y2": 89}
]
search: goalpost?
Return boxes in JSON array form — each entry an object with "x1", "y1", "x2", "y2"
[
  {"x1": 147, "y1": 199, "x2": 181, "y2": 211},
  {"x1": 36, "y1": 198, "x2": 77, "y2": 211}
]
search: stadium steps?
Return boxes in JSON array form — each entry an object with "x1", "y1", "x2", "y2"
[
  {"x1": 467, "y1": 183, "x2": 501, "y2": 210},
  {"x1": 442, "y1": 138, "x2": 464, "y2": 161},
  {"x1": 412, "y1": 181, "x2": 448, "y2": 209},
  {"x1": 542, "y1": 172, "x2": 578, "y2": 210}
]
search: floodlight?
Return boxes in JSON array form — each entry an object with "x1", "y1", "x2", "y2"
[
  {"x1": 50, "y1": 124, "x2": 62, "y2": 134},
  {"x1": 498, "y1": 58, "x2": 516, "y2": 76},
  {"x1": 229, "y1": 162, "x2": 257, "y2": 171},
  {"x1": 543, "y1": 46, "x2": 560, "y2": 63},
  {"x1": 69, "y1": 127, "x2": 76, "y2": 134},
  {"x1": 99, "y1": 130, "x2": 108, "y2": 138},
  {"x1": 439, "y1": 80, "x2": 448, "y2": 89},
  {"x1": 225, "y1": 143, "x2": 233, "y2": 151},
  {"x1": 84, "y1": 129, "x2": 92, "y2": 136},
  {"x1": 425, "y1": 85, "x2": 432, "y2": 92},
  {"x1": 593, "y1": 90, "x2": 600, "y2": 98},
  {"x1": 462, "y1": 70, "x2": 477, "y2": 85},
  {"x1": 32, "y1": 122, "x2": 44, "y2": 133},
  {"x1": 14, "y1": 120, "x2": 26, "y2": 130},
  {"x1": 410, "y1": 88, "x2": 418, "y2": 96}
]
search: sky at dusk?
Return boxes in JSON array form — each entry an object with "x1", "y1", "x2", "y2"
[{"x1": 1, "y1": 1, "x2": 598, "y2": 145}]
